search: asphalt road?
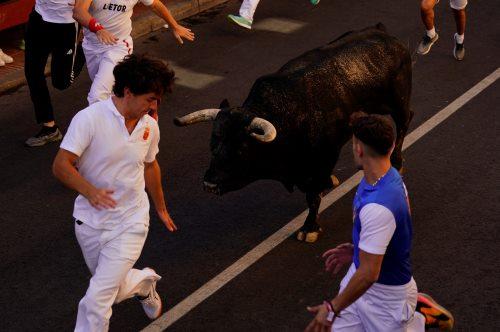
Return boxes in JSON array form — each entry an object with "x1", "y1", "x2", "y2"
[{"x1": 0, "y1": 0, "x2": 498, "y2": 331}]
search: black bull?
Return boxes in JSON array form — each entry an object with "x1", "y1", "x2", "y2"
[{"x1": 174, "y1": 24, "x2": 414, "y2": 243}]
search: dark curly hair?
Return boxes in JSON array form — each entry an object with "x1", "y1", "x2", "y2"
[
  {"x1": 112, "y1": 54, "x2": 175, "y2": 97},
  {"x1": 351, "y1": 113, "x2": 396, "y2": 156}
]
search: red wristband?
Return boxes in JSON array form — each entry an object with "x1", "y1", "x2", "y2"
[{"x1": 88, "y1": 18, "x2": 104, "y2": 33}]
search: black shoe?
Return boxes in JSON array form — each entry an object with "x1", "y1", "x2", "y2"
[
  {"x1": 25, "y1": 125, "x2": 63, "y2": 147},
  {"x1": 417, "y1": 33, "x2": 439, "y2": 55}
]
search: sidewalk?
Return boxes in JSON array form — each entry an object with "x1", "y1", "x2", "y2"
[{"x1": 0, "y1": 0, "x2": 227, "y2": 96}]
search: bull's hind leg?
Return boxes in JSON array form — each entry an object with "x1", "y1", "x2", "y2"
[{"x1": 297, "y1": 192, "x2": 322, "y2": 243}]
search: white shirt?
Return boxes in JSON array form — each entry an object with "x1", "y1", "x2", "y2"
[
  {"x1": 358, "y1": 203, "x2": 396, "y2": 255},
  {"x1": 83, "y1": 0, "x2": 154, "y2": 48},
  {"x1": 60, "y1": 97, "x2": 160, "y2": 230},
  {"x1": 35, "y1": 0, "x2": 76, "y2": 24}
]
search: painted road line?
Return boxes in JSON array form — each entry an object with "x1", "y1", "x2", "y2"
[{"x1": 142, "y1": 67, "x2": 499, "y2": 331}]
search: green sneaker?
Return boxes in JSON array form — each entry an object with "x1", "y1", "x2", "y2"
[
  {"x1": 227, "y1": 14, "x2": 252, "y2": 30},
  {"x1": 310, "y1": 0, "x2": 320, "y2": 5}
]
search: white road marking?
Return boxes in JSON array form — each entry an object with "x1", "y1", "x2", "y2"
[
  {"x1": 253, "y1": 18, "x2": 307, "y2": 33},
  {"x1": 142, "y1": 67, "x2": 499, "y2": 331}
]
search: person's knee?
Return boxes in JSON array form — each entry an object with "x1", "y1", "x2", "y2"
[{"x1": 421, "y1": 0, "x2": 436, "y2": 12}]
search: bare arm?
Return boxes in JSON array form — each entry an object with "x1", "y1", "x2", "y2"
[
  {"x1": 72, "y1": 0, "x2": 94, "y2": 27},
  {"x1": 305, "y1": 249, "x2": 383, "y2": 332},
  {"x1": 73, "y1": 0, "x2": 118, "y2": 45},
  {"x1": 144, "y1": 159, "x2": 177, "y2": 231},
  {"x1": 53, "y1": 149, "x2": 116, "y2": 210},
  {"x1": 330, "y1": 250, "x2": 383, "y2": 312},
  {"x1": 149, "y1": 0, "x2": 195, "y2": 44}
]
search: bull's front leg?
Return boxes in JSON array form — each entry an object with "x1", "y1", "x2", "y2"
[{"x1": 296, "y1": 192, "x2": 322, "y2": 243}]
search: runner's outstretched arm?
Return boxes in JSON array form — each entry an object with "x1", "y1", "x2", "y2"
[{"x1": 149, "y1": 0, "x2": 195, "y2": 44}]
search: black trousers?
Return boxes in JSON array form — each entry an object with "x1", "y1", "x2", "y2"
[{"x1": 24, "y1": 9, "x2": 85, "y2": 124}]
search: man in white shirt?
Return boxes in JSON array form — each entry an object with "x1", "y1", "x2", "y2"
[
  {"x1": 305, "y1": 114, "x2": 454, "y2": 332},
  {"x1": 53, "y1": 54, "x2": 177, "y2": 331},
  {"x1": 73, "y1": 0, "x2": 194, "y2": 105},
  {"x1": 24, "y1": 0, "x2": 86, "y2": 147}
]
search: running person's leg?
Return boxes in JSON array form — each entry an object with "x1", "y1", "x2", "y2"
[
  {"x1": 228, "y1": 0, "x2": 260, "y2": 29},
  {"x1": 75, "y1": 223, "x2": 160, "y2": 331},
  {"x1": 239, "y1": 0, "x2": 260, "y2": 22},
  {"x1": 450, "y1": 0, "x2": 467, "y2": 60},
  {"x1": 86, "y1": 42, "x2": 130, "y2": 105},
  {"x1": 417, "y1": 0, "x2": 440, "y2": 55},
  {"x1": 50, "y1": 21, "x2": 80, "y2": 90},
  {"x1": 354, "y1": 281, "x2": 419, "y2": 332},
  {"x1": 24, "y1": 10, "x2": 63, "y2": 146},
  {"x1": 25, "y1": 10, "x2": 53, "y2": 125},
  {"x1": 330, "y1": 302, "x2": 364, "y2": 332}
]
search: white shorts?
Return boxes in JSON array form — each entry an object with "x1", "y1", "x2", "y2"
[
  {"x1": 332, "y1": 264, "x2": 425, "y2": 332},
  {"x1": 450, "y1": 0, "x2": 467, "y2": 10}
]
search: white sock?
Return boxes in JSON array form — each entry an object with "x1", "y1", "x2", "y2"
[
  {"x1": 426, "y1": 27, "x2": 436, "y2": 38},
  {"x1": 455, "y1": 33, "x2": 464, "y2": 44}
]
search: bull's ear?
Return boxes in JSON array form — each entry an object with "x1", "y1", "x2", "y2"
[{"x1": 219, "y1": 99, "x2": 230, "y2": 109}]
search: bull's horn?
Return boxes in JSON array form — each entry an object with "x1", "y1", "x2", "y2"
[
  {"x1": 249, "y1": 117, "x2": 277, "y2": 143},
  {"x1": 174, "y1": 109, "x2": 220, "y2": 126}
]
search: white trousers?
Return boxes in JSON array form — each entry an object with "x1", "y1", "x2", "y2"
[
  {"x1": 239, "y1": 0, "x2": 261, "y2": 21},
  {"x1": 83, "y1": 39, "x2": 132, "y2": 105},
  {"x1": 74, "y1": 221, "x2": 160, "y2": 332},
  {"x1": 332, "y1": 265, "x2": 426, "y2": 332}
]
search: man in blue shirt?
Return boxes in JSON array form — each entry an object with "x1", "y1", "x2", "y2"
[{"x1": 305, "y1": 114, "x2": 454, "y2": 331}]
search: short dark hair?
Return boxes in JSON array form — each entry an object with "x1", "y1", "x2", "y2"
[
  {"x1": 351, "y1": 113, "x2": 396, "y2": 156},
  {"x1": 112, "y1": 54, "x2": 175, "y2": 97}
]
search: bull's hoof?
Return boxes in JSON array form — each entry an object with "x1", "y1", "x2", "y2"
[
  {"x1": 305, "y1": 231, "x2": 320, "y2": 243},
  {"x1": 296, "y1": 228, "x2": 322, "y2": 243},
  {"x1": 331, "y1": 175, "x2": 340, "y2": 187}
]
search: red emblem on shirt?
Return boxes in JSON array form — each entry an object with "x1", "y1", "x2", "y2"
[{"x1": 143, "y1": 127, "x2": 150, "y2": 140}]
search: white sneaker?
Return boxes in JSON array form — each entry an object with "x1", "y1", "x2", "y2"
[
  {"x1": 0, "y1": 49, "x2": 13, "y2": 64},
  {"x1": 0, "y1": 58, "x2": 5, "y2": 67},
  {"x1": 139, "y1": 269, "x2": 162, "y2": 319}
]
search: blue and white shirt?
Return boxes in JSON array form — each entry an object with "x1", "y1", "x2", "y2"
[{"x1": 352, "y1": 167, "x2": 413, "y2": 286}]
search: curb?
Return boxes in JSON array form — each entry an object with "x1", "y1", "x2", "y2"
[{"x1": 0, "y1": 0, "x2": 228, "y2": 96}]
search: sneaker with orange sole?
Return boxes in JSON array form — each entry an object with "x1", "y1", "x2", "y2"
[{"x1": 416, "y1": 293, "x2": 454, "y2": 330}]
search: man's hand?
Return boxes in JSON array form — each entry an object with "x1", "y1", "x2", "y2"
[
  {"x1": 86, "y1": 188, "x2": 116, "y2": 210},
  {"x1": 305, "y1": 303, "x2": 334, "y2": 332},
  {"x1": 96, "y1": 29, "x2": 118, "y2": 45},
  {"x1": 323, "y1": 243, "x2": 354, "y2": 275},
  {"x1": 157, "y1": 209, "x2": 178, "y2": 232},
  {"x1": 171, "y1": 24, "x2": 195, "y2": 45}
]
